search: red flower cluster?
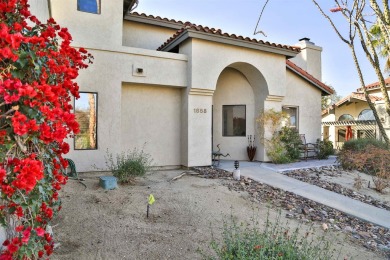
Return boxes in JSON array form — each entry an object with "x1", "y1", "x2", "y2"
[
  {"x1": 330, "y1": 6, "x2": 344, "y2": 12},
  {"x1": 9, "y1": 155, "x2": 44, "y2": 194},
  {"x1": 0, "y1": 0, "x2": 91, "y2": 258}
]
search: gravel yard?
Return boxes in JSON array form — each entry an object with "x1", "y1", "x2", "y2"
[{"x1": 50, "y1": 168, "x2": 387, "y2": 259}]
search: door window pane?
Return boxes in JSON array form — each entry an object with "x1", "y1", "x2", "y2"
[
  {"x1": 282, "y1": 106, "x2": 298, "y2": 129},
  {"x1": 223, "y1": 105, "x2": 246, "y2": 136},
  {"x1": 75, "y1": 93, "x2": 97, "y2": 150}
]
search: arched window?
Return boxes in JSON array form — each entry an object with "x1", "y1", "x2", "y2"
[
  {"x1": 358, "y1": 109, "x2": 375, "y2": 120},
  {"x1": 338, "y1": 114, "x2": 354, "y2": 121},
  {"x1": 78, "y1": 0, "x2": 101, "y2": 14}
]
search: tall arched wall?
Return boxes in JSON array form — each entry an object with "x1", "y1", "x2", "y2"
[
  {"x1": 187, "y1": 39, "x2": 286, "y2": 97},
  {"x1": 179, "y1": 39, "x2": 287, "y2": 165},
  {"x1": 213, "y1": 68, "x2": 256, "y2": 160}
]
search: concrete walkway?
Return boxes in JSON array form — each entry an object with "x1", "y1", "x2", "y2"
[{"x1": 217, "y1": 159, "x2": 390, "y2": 229}]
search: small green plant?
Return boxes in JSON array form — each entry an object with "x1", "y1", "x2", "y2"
[
  {"x1": 265, "y1": 127, "x2": 301, "y2": 164},
  {"x1": 316, "y1": 139, "x2": 334, "y2": 159},
  {"x1": 205, "y1": 212, "x2": 335, "y2": 260},
  {"x1": 342, "y1": 138, "x2": 388, "y2": 151},
  {"x1": 266, "y1": 137, "x2": 292, "y2": 164},
  {"x1": 105, "y1": 147, "x2": 153, "y2": 183},
  {"x1": 279, "y1": 127, "x2": 302, "y2": 161}
]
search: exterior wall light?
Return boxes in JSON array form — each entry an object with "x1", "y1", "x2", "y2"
[
  {"x1": 233, "y1": 161, "x2": 240, "y2": 180},
  {"x1": 234, "y1": 160, "x2": 239, "y2": 169}
]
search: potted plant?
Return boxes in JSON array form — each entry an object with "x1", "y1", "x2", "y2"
[{"x1": 247, "y1": 135, "x2": 257, "y2": 161}]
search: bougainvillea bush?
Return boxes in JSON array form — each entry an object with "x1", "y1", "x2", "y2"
[{"x1": 0, "y1": 0, "x2": 91, "y2": 258}]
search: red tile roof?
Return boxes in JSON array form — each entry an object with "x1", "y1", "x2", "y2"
[
  {"x1": 321, "y1": 104, "x2": 336, "y2": 116},
  {"x1": 129, "y1": 12, "x2": 332, "y2": 95},
  {"x1": 128, "y1": 13, "x2": 300, "y2": 53},
  {"x1": 336, "y1": 92, "x2": 383, "y2": 106},
  {"x1": 322, "y1": 92, "x2": 383, "y2": 116},
  {"x1": 357, "y1": 77, "x2": 390, "y2": 91},
  {"x1": 286, "y1": 60, "x2": 334, "y2": 95},
  {"x1": 156, "y1": 24, "x2": 300, "y2": 52},
  {"x1": 131, "y1": 12, "x2": 194, "y2": 27}
]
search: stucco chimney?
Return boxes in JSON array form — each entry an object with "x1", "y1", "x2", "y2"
[{"x1": 291, "y1": 38, "x2": 323, "y2": 81}]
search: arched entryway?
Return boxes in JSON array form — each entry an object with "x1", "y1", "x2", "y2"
[{"x1": 212, "y1": 62, "x2": 268, "y2": 161}]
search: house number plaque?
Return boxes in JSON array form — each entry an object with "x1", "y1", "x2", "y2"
[{"x1": 193, "y1": 108, "x2": 207, "y2": 113}]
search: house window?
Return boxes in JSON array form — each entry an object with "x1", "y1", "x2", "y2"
[
  {"x1": 223, "y1": 105, "x2": 246, "y2": 136},
  {"x1": 74, "y1": 92, "x2": 98, "y2": 150},
  {"x1": 338, "y1": 114, "x2": 354, "y2": 121},
  {"x1": 358, "y1": 109, "x2": 374, "y2": 120},
  {"x1": 338, "y1": 129, "x2": 346, "y2": 142},
  {"x1": 282, "y1": 106, "x2": 298, "y2": 129},
  {"x1": 78, "y1": 0, "x2": 101, "y2": 14}
]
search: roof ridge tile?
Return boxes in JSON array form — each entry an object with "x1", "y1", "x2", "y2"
[{"x1": 130, "y1": 12, "x2": 300, "y2": 52}]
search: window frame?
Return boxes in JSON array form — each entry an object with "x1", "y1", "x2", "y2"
[
  {"x1": 282, "y1": 106, "x2": 299, "y2": 130},
  {"x1": 74, "y1": 92, "x2": 98, "y2": 150},
  {"x1": 358, "y1": 109, "x2": 374, "y2": 121},
  {"x1": 338, "y1": 129, "x2": 346, "y2": 142},
  {"x1": 338, "y1": 114, "x2": 354, "y2": 121},
  {"x1": 77, "y1": 0, "x2": 101, "y2": 14},
  {"x1": 222, "y1": 105, "x2": 246, "y2": 137}
]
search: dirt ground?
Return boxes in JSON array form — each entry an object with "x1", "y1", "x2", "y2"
[
  {"x1": 51, "y1": 170, "x2": 384, "y2": 260},
  {"x1": 322, "y1": 169, "x2": 390, "y2": 204}
]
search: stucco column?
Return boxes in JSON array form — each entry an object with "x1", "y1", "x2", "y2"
[
  {"x1": 261, "y1": 95, "x2": 284, "y2": 162},
  {"x1": 181, "y1": 88, "x2": 214, "y2": 167}
]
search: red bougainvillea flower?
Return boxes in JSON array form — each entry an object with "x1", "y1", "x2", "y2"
[
  {"x1": 35, "y1": 227, "x2": 45, "y2": 237},
  {"x1": 0, "y1": 0, "x2": 92, "y2": 258}
]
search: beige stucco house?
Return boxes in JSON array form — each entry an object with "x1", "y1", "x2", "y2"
[
  {"x1": 30, "y1": 0, "x2": 333, "y2": 172},
  {"x1": 322, "y1": 78, "x2": 390, "y2": 149}
]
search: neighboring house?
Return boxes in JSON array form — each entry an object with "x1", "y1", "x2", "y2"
[
  {"x1": 322, "y1": 78, "x2": 390, "y2": 149},
  {"x1": 31, "y1": 0, "x2": 333, "y2": 172}
]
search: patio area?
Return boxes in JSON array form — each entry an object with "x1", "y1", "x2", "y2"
[{"x1": 217, "y1": 155, "x2": 339, "y2": 173}]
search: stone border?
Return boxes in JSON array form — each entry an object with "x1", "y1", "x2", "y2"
[{"x1": 192, "y1": 166, "x2": 390, "y2": 257}]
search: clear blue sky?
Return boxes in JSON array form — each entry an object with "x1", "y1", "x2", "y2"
[{"x1": 136, "y1": 0, "x2": 385, "y2": 97}]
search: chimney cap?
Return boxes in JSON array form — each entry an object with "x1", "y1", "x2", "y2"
[{"x1": 299, "y1": 37, "x2": 311, "y2": 42}]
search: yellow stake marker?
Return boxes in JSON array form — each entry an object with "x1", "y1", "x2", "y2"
[
  {"x1": 147, "y1": 194, "x2": 155, "y2": 218},
  {"x1": 148, "y1": 194, "x2": 155, "y2": 205}
]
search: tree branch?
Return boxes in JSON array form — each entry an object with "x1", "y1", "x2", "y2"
[{"x1": 312, "y1": 0, "x2": 351, "y2": 44}]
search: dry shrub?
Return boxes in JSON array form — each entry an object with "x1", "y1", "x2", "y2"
[
  {"x1": 339, "y1": 145, "x2": 390, "y2": 193},
  {"x1": 353, "y1": 174, "x2": 363, "y2": 190}
]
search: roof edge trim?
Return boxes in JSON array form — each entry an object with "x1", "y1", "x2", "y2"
[
  {"x1": 286, "y1": 63, "x2": 333, "y2": 95},
  {"x1": 160, "y1": 29, "x2": 300, "y2": 58}
]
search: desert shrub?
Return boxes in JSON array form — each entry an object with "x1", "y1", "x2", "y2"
[
  {"x1": 316, "y1": 139, "x2": 334, "y2": 159},
  {"x1": 105, "y1": 147, "x2": 153, "y2": 183},
  {"x1": 279, "y1": 127, "x2": 302, "y2": 161},
  {"x1": 338, "y1": 145, "x2": 390, "y2": 192},
  {"x1": 206, "y1": 213, "x2": 335, "y2": 260},
  {"x1": 342, "y1": 138, "x2": 388, "y2": 151},
  {"x1": 266, "y1": 136, "x2": 292, "y2": 164},
  {"x1": 266, "y1": 127, "x2": 301, "y2": 164},
  {"x1": 257, "y1": 110, "x2": 302, "y2": 164}
]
